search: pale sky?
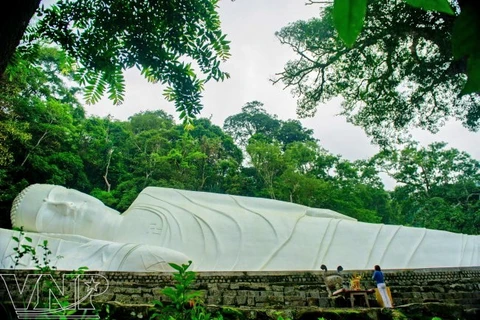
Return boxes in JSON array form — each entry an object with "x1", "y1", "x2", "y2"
[{"x1": 85, "y1": 0, "x2": 479, "y2": 189}]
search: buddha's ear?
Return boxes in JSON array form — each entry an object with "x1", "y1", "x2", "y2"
[{"x1": 43, "y1": 200, "x2": 75, "y2": 215}]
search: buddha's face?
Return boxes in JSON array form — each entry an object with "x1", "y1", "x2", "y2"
[
  {"x1": 12, "y1": 184, "x2": 120, "y2": 237},
  {"x1": 40, "y1": 187, "x2": 101, "y2": 229}
]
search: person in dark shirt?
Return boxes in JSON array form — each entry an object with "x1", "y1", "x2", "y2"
[{"x1": 372, "y1": 265, "x2": 393, "y2": 307}]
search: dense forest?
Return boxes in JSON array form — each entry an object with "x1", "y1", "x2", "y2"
[{"x1": 1, "y1": 46, "x2": 479, "y2": 235}]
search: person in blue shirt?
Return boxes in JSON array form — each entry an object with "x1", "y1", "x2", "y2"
[{"x1": 372, "y1": 265, "x2": 393, "y2": 308}]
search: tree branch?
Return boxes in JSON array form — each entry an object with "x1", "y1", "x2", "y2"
[{"x1": 305, "y1": 0, "x2": 332, "y2": 5}]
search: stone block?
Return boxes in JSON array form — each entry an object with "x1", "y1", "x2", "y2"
[
  {"x1": 284, "y1": 296, "x2": 304, "y2": 302},
  {"x1": 249, "y1": 283, "x2": 270, "y2": 290},
  {"x1": 123, "y1": 288, "x2": 142, "y2": 295},
  {"x1": 267, "y1": 295, "x2": 284, "y2": 303},
  {"x1": 422, "y1": 292, "x2": 434, "y2": 300},
  {"x1": 236, "y1": 295, "x2": 247, "y2": 305},
  {"x1": 207, "y1": 283, "x2": 218, "y2": 290},
  {"x1": 218, "y1": 283, "x2": 230, "y2": 289},
  {"x1": 434, "y1": 292, "x2": 445, "y2": 300},
  {"x1": 223, "y1": 295, "x2": 236, "y2": 305},
  {"x1": 286, "y1": 300, "x2": 306, "y2": 307},
  {"x1": 223, "y1": 291, "x2": 236, "y2": 297},
  {"x1": 208, "y1": 290, "x2": 221, "y2": 301},
  {"x1": 412, "y1": 292, "x2": 423, "y2": 300},
  {"x1": 411, "y1": 286, "x2": 422, "y2": 292},
  {"x1": 236, "y1": 290, "x2": 248, "y2": 297},
  {"x1": 318, "y1": 298, "x2": 330, "y2": 308},
  {"x1": 306, "y1": 297, "x2": 319, "y2": 306},
  {"x1": 306, "y1": 290, "x2": 320, "y2": 298},
  {"x1": 430, "y1": 286, "x2": 445, "y2": 293},
  {"x1": 207, "y1": 295, "x2": 222, "y2": 305},
  {"x1": 284, "y1": 286, "x2": 295, "y2": 294}
]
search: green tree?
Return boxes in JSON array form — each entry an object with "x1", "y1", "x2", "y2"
[
  {"x1": 0, "y1": 75, "x2": 31, "y2": 168},
  {"x1": 375, "y1": 142, "x2": 480, "y2": 233},
  {"x1": 275, "y1": 0, "x2": 479, "y2": 145},
  {"x1": 122, "y1": 111, "x2": 179, "y2": 189},
  {"x1": 223, "y1": 101, "x2": 281, "y2": 147},
  {"x1": 0, "y1": 46, "x2": 89, "y2": 228},
  {"x1": 276, "y1": 119, "x2": 315, "y2": 149},
  {"x1": 275, "y1": 141, "x2": 318, "y2": 202},
  {"x1": 3, "y1": 0, "x2": 231, "y2": 123},
  {"x1": 187, "y1": 118, "x2": 243, "y2": 192},
  {"x1": 319, "y1": 158, "x2": 386, "y2": 222},
  {"x1": 375, "y1": 142, "x2": 479, "y2": 196},
  {"x1": 223, "y1": 101, "x2": 316, "y2": 150},
  {"x1": 80, "y1": 115, "x2": 131, "y2": 203},
  {"x1": 246, "y1": 140, "x2": 285, "y2": 199}
]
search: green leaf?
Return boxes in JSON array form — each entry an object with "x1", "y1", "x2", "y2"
[
  {"x1": 184, "y1": 272, "x2": 196, "y2": 283},
  {"x1": 162, "y1": 287, "x2": 177, "y2": 299},
  {"x1": 333, "y1": 0, "x2": 367, "y2": 47},
  {"x1": 83, "y1": 72, "x2": 108, "y2": 104},
  {"x1": 168, "y1": 262, "x2": 184, "y2": 273},
  {"x1": 452, "y1": 9, "x2": 480, "y2": 60},
  {"x1": 402, "y1": 0, "x2": 454, "y2": 15},
  {"x1": 151, "y1": 300, "x2": 163, "y2": 307},
  {"x1": 461, "y1": 54, "x2": 480, "y2": 95}
]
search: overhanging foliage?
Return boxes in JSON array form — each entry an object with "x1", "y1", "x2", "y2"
[{"x1": 277, "y1": 0, "x2": 479, "y2": 145}]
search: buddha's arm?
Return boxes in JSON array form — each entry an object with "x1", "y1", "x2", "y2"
[{"x1": 0, "y1": 228, "x2": 190, "y2": 271}]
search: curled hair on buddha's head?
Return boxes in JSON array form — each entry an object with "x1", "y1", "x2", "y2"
[
  {"x1": 10, "y1": 184, "x2": 58, "y2": 231},
  {"x1": 10, "y1": 184, "x2": 37, "y2": 228},
  {"x1": 374, "y1": 265, "x2": 381, "y2": 271}
]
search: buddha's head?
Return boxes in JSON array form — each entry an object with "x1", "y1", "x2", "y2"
[
  {"x1": 11, "y1": 184, "x2": 121, "y2": 236},
  {"x1": 11, "y1": 184, "x2": 57, "y2": 232}
]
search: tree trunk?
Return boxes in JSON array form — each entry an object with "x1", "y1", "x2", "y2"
[
  {"x1": 103, "y1": 148, "x2": 113, "y2": 192},
  {"x1": 0, "y1": 0, "x2": 41, "y2": 76}
]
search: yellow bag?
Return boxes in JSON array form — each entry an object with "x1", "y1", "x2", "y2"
[{"x1": 374, "y1": 287, "x2": 393, "y2": 307}]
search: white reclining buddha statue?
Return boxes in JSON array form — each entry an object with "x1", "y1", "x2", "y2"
[{"x1": 1, "y1": 184, "x2": 478, "y2": 272}]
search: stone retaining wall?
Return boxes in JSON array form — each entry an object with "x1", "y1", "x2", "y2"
[{"x1": 1, "y1": 267, "x2": 479, "y2": 309}]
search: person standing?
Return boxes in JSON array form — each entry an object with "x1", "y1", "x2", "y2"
[{"x1": 372, "y1": 265, "x2": 393, "y2": 308}]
